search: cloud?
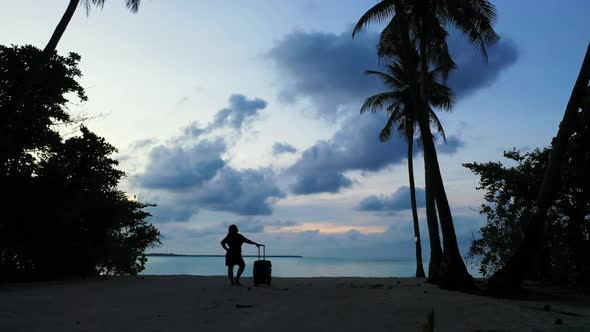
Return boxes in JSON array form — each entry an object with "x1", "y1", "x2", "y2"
[
  {"x1": 179, "y1": 94, "x2": 268, "y2": 139},
  {"x1": 265, "y1": 220, "x2": 300, "y2": 229},
  {"x1": 222, "y1": 220, "x2": 265, "y2": 234},
  {"x1": 267, "y1": 29, "x2": 381, "y2": 120},
  {"x1": 129, "y1": 138, "x2": 157, "y2": 150},
  {"x1": 136, "y1": 139, "x2": 226, "y2": 190},
  {"x1": 447, "y1": 35, "x2": 519, "y2": 98},
  {"x1": 272, "y1": 142, "x2": 298, "y2": 156},
  {"x1": 436, "y1": 135, "x2": 465, "y2": 155},
  {"x1": 269, "y1": 28, "x2": 518, "y2": 195},
  {"x1": 175, "y1": 96, "x2": 190, "y2": 108},
  {"x1": 183, "y1": 121, "x2": 207, "y2": 139},
  {"x1": 291, "y1": 171, "x2": 354, "y2": 195},
  {"x1": 211, "y1": 94, "x2": 268, "y2": 130},
  {"x1": 266, "y1": 28, "x2": 519, "y2": 120},
  {"x1": 134, "y1": 94, "x2": 283, "y2": 221},
  {"x1": 288, "y1": 115, "x2": 466, "y2": 195},
  {"x1": 152, "y1": 207, "x2": 484, "y2": 262},
  {"x1": 287, "y1": 113, "x2": 409, "y2": 194},
  {"x1": 166, "y1": 219, "x2": 299, "y2": 239},
  {"x1": 197, "y1": 167, "x2": 285, "y2": 215},
  {"x1": 357, "y1": 186, "x2": 426, "y2": 212}
]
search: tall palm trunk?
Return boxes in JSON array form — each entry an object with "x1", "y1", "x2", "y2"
[
  {"x1": 488, "y1": 43, "x2": 590, "y2": 295},
  {"x1": 417, "y1": 16, "x2": 472, "y2": 290},
  {"x1": 44, "y1": 0, "x2": 81, "y2": 57},
  {"x1": 408, "y1": 137, "x2": 426, "y2": 278},
  {"x1": 424, "y1": 162, "x2": 443, "y2": 282},
  {"x1": 391, "y1": 0, "x2": 443, "y2": 282}
]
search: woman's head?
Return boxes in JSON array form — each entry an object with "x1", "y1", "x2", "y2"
[{"x1": 228, "y1": 224, "x2": 238, "y2": 235}]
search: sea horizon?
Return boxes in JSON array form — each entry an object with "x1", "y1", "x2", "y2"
[{"x1": 142, "y1": 255, "x2": 483, "y2": 278}]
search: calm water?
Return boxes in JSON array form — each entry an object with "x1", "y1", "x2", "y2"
[{"x1": 142, "y1": 256, "x2": 482, "y2": 278}]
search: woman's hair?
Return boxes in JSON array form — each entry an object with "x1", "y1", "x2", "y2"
[{"x1": 228, "y1": 224, "x2": 238, "y2": 235}]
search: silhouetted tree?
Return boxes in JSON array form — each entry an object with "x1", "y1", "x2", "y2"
[
  {"x1": 487, "y1": 44, "x2": 590, "y2": 294},
  {"x1": 44, "y1": 0, "x2": 141, "y2": 57},
  {"x1": 360, "y1": 28, "x2": 454, "y2": 278},
  {"x1": 353, "y1": 0, "x2": 499, "y2": 289},
  {"x1": 3, "y1": 1, "x2": 141, "y2": 129},
  {"x1": 0, "y1": 45, "x2": 160, "y2": 282},
  {"x1": 464, "y1": 148, "x2": 589, "y2": 284}
]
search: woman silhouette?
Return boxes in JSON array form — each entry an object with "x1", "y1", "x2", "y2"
[{"x1": 220, "y1": 224, "x2": 261, "y2": 286}]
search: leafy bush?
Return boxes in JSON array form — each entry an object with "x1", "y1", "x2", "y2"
[{"x1": 0, "y1": 45, "x2": 160, "y2": 281}]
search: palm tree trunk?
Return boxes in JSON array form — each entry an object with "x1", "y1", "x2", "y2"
[
  {"x1": 408, "y1": 138, "x2": 426, "y2": 278},
  {"x1": 424, "y1": 163, "x2": 443, "y2": 283},
  {"x1": 488, "y1": 43, "x2": 590, "y2": 295},
  {"x1": 392, "y1": 0, "x2": 442, "y2": 283},
  {"x1": 417, "y1": 17, "x2": 472, "y2": 290},
  {"x1": 43, "y1": 0, "x2": 80, "y2": 57}
]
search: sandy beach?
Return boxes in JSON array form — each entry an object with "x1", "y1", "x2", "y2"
[{"x1": 0, "y1": 276, "x2": 589, "y2": 332}]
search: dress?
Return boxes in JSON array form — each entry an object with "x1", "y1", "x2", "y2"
[{"x1": 222, "y1": 233, "x2": 246, "y2": 266}]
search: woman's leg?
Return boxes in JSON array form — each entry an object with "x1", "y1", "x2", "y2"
[
  {"x1": 227, "y1": 265, "x2": 235, "y2": 285},
  {"x1": 235, "y1": 261, "x2": 245, "y2": 285}
]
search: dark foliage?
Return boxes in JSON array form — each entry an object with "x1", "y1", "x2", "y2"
[
  {"x1": 0, "y1": 45, "x2": 160, "y2": 282},
  {"x1": 464, "y1": 147, "x2": 590, "y2": 285}
]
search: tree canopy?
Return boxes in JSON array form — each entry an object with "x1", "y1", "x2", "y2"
[
  {"x1": 464, "y1": 148, "x2": 589, "y2": 285},
  {"x1": 0, "y1": 45, "x2": 160, "y2": 281}
]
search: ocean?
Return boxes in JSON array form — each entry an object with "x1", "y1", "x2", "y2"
[{"x1": 142, "y1": 256, "x2": 483, "y2": 278}]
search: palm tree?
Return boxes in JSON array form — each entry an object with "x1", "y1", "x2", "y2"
[
  {"x1": 44, "y1": 0, "x2": 141, "y2": 57},
  {"x1": 353, "y1": 0, "x2": 498, "y2": 289},
  {"x1": 360, "y1": 28, "x2": 454, "y2": 279},
  {"x1": 488, "y1": 43, "x2": 590, "y2": 294},
  {"x1": 2, "y1": 0, "x2": 142, "y2": 134}
]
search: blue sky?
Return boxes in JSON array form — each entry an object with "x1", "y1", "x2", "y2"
[{"x1": 1, "y1": 0, "x2": 589, "y2": 259}]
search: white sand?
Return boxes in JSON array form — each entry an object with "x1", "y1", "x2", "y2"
[{"x1": 1, "y1": 276, "x2": 589, "y2": 331}]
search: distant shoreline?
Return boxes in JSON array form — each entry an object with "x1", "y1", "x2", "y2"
[{"x1": 146, "y1": 253, "x2": 303, "y2": 258}]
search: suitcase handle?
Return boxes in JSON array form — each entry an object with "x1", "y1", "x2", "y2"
[{"x1": 257, "y1": 245, "x2": 265, "y2": 260}]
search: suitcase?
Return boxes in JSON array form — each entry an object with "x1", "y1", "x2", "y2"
[{"x1": 253, "y1": 245, "x2": 272, "y2": 286}]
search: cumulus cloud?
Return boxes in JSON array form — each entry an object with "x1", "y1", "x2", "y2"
[
  {"x1": 211, "y1": 94, "x2": 268, "y2": 130},
  {"x1": 269, "y1": 28, "x2": 518, "y2": 195},
  {"x1": 134, "y1": 94, "x2": 283, "y2": 221},
  {"x1": 436, "y1": 135, "x2": 465, "y2": 155},
  {"x1": 287, "y1": 113, "x2": 418, "y2": 194},
  {"x1": 197, "y1": 167, "x2": 285, "y2": 215},
  {"x1": 136, "y1": 139, "x2": 226, "y2": 190},
  {"x1": 357, "y1": 186, "x2": 426, "y2": 212},
  {"x1": 447, "y1": 35, "x2": 519, "y2": 98},
  {"x1": 267, "y1": 28, "x2": 518, "y2": 120},
  {"x1": 267, "y1": 29, "x2": 381, "y2": 120},
  {"x1": 291, "y1": 171, "x2": 354, "y2": 194},
  {"x1": 140, "y1": 160, "x2": 284, "y2": 222},
  {"x1": 272, "y1": 142, "x2": 298, "y2": 156},
  {"x1": 180, "y1": 94, "x2": 268, "y2": 139}
]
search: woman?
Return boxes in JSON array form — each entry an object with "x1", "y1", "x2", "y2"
[{"x1": 220, "y1": 224, "x2": 262, "y2": 286}]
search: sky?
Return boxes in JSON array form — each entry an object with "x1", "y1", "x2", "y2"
[{"x1": 1, "y1": 0, "x2": 589, "y2": 260}]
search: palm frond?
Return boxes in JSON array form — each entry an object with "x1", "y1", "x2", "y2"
[
  {"x1": 126, "y1": 0, "x2": 141, "y2": 12},
  {"x1": 428, "y1": 81, "x2": 454, "y2": 111},
  {"x1": 379, "y1": 113, "x2": 398, "y2": 142},
  {"x1": 353, "y1": 0, "x2": 395, "y2": 38},
  {"x1": 428, "y1": 110, "x2": 447, "y2": 142},
  {"x1": 360, "y1": 91, "x2": 398, "y2": 114},
  {"x1": 83, "y1": 0, "x2": 140, "y2": 15},
  {"x1": 365, "y1": 69, "x2": 400, "y2": 89},
  {"x1": 446, "y1": 0, "x2": 500, "y2": 62}
]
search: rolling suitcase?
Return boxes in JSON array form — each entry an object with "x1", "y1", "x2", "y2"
[{"x1": 253, "y1": 245, "x2": 271, "y2": 286}]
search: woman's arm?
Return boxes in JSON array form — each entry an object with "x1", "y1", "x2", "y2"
[
  {"x1": 242, "y1": 235, "x2": 261, "y2": 247},
  {"x1": 220, "y1": 237, "x2": 229, "y2": 251}
]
